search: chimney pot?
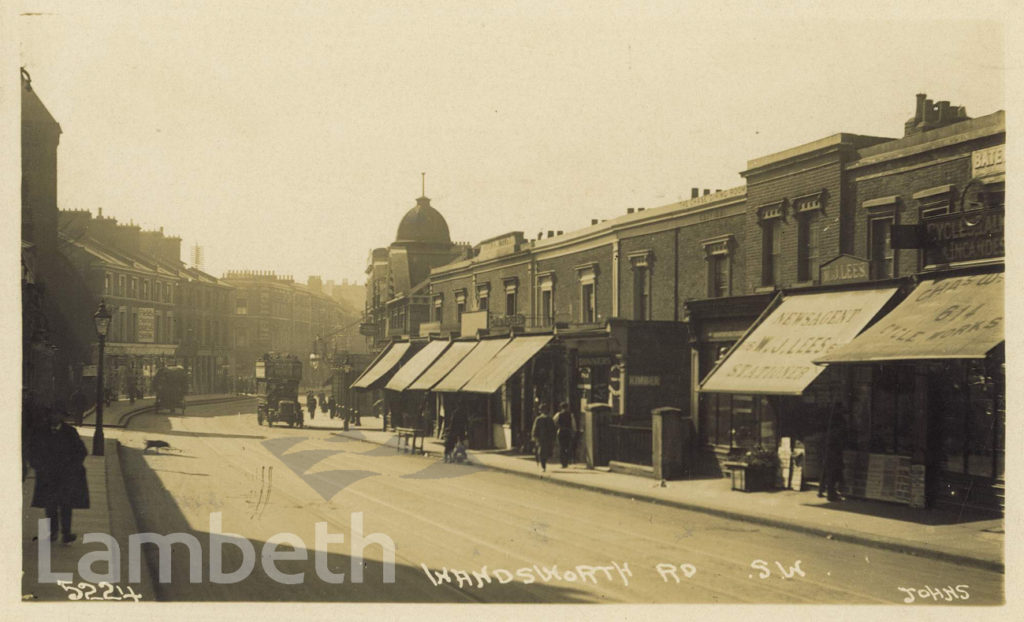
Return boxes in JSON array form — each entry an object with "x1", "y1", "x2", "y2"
[
  {"x1": 637, "y1": 207, "x2": 645, "y2": 212},
  {"x1": 715, "y1": 189, "x2": 721, "y2": 193},
  {"x1": 557, "y1": 231, "x2": 563, "y2": 235},
  {"x1": 915, "y1": 93, "x2": 927, "y2": 123},
  {"x1": 547, "y1": 230, "x2": 554, "y2": 238},
  {"x1": 591, "y1": 219, "x2": 598, "y2": 225},
  {"x1": 703, "y1": 189, "x2": 710, "y2": 195},
  {"x1": 691, "y1": 188, "x2": 699, "y2": 199},
  {"x1": 627, "y1": 207, "x2": 635, "y2": 214}
]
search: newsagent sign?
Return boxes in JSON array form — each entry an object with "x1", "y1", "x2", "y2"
[{"x1": 700, "y1": 288, "x2": 898, "y2": 395}]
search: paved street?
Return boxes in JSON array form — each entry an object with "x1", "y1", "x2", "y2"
[{"x1": 114, "y1": 400, "x2": 1002, "y2": 604}]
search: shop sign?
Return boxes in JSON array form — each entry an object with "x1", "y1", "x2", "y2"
[
  {"x1": 923, "y1": 208, "x2": 1004, "y2": 265},
  {"x1": 358, "y1": 322, "x2": 377, "y2": 336},
  {"x1": 491, "y1": 313, "x2": 525, "y2": 328},
  {"x1": 460, "y1": 310, "x2": 488, "y2": 335},
  {"x1": 417, "y1": 321, "x2": 441, "y2": 337},
  {"x1": 137, "y1": 307, "x2": 155, "y2": 343},
  {"x1": 819, "y1": 254, "x2": 869, "y2": 284},
  {"x1": 476, "y1": 232, "x2": 522, "y2": 260},
  {"x1": 971, "y1": 145, "x2": 1004, "y2": 178},
  {"x1": 628, "y1": 374, "x2": 660, "y2": 387}
]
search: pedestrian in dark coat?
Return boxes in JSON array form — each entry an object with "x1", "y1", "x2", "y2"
[
  {"x1": 554, "y1": 402, "x2": 576, "y2": 468},
  {"x1": 30, "y1": 410, "x2": 89, "y2": 543},
  {"x1": 531, "y1": 406, "x2": 556, "y2": 472},
  {"x1": 307, "y1": 395, "x2": 317, "y2": 420},
  {"x1": 70, "y1": 387, "x2": 87, "y2": 426},
  {"x1": 444, "y1": 407, "x2": 468, "y2": 463},
  {"x1": 818, "y1": 407, "x2": 847, "y2": 501}
]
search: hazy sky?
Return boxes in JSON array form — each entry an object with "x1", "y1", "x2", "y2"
[{"x1": 16, "y1": 1, "x2": 1009, "y2": 284}]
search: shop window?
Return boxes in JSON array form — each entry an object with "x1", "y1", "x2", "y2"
[
  {"x1": 576, "y1": 263, "x2": 598, "y2": 324},
  {"x1": 933, "y1": 359, "x2": 1004, "y2": 479},
  {"x1": 702, "y1": 236, "x2": 732, "y2": 298},
  {"x1": 503, "y1": 279, "x2": 518, "y2": 316},
  {"x1": 455, "y1": 290, "x2": 467, "y2": 322},
  {"x1": 476, "y1": 284, "x2": 489, "y2": 312},
  {"x1": 869, "y1": 216, "x2": 894, "y2": 279},
  {"x1": 797, "y1": 213, "x2": 820, "y2": 282},
  {"x1": 538, "y1": 272, "x2": 555, "y2": 326},
  {"x1": 628, "y1": 251, "x2": 652, "y2": 320},
  {"x1": 759, "y1": 202, "x2": 785, "y2": 287},
  {"x1": 914, "y1": 185, "x2": 954, "y2": 220},
  {"x1": 581, "y1": 283, "x2": 595, "y2": 323}
]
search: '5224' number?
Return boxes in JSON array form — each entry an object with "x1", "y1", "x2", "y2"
[{"x1": 56, "y1": 580, "x2": 142, "y2": 602}]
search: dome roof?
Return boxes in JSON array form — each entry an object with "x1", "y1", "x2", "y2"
[{"x1": 395, "y1": 196, "x2": 451, "y2": 245}]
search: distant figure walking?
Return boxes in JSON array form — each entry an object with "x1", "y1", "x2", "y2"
[
  {"x1": 307, "y1": 394, "x2": 317, "y2": 421},
  {"x1": 554, "y1": 402, "x2": 576, "y2": 469},
  {"x1": 531, "y1": 406, "x2": 556, "y2": 472},
  {"x1": 30, "y1": 409, "x2": 89, "y2": 544}
]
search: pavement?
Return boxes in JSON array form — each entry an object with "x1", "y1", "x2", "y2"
[
  {"x1": 299, "y1": 410, "x2": 1005, "y2": 574},
  {"x1": 22, "y1": 394, "x2": 1004, "y2": 602}
]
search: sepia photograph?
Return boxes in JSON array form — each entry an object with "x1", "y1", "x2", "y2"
[{"x1": 8, "y1": 0, "x2": 1015, "y2": 616}]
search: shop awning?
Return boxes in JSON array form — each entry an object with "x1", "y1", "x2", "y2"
[
  {"x1": 461, "y1": 335, "x2": 554, "y2": 394},
  {"x1": 407, "y1": 341, "x2": 477, "y2": 391},
  {"x1": 349, "y1": 342, "x2": 411, "y2": 390},
  {"x1": 816, "y1": 273, "x2": 1003, "y2": 363},
  {"x1": 384, "y1": 340, "x2": 450, "y2": 391},
  {"x1": 700, "y1": 287, "x2": 898, "y2": 395},
  {"x1": 431, "y1": 338, "x2": 511, "y2": 393}
]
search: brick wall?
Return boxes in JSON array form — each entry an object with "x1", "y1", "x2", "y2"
[
  {"x1": 851, "y1": 131, "x2": 1004, "y2": 276},
  {"x1": 535, "y1": 244, "x2": 614, "y2": 325},
  {"x1": 744, "y1": 153, "x2": 848, "y2": 291}
]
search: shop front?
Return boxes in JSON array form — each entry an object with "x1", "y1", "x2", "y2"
[
  {"x1": 349, "y1": 341, "x2": 417, "y2": 429},
  {"x1": 816, "y1": 270, "x2": 1004, "y2": 512},
  {"x1": 699, "y1": 285, "x2": 902, "y2": 493},
  {"x1": 431, "y1": 337, "x2": 511, "y2": 449},
  {"x1": 558, "y1": 320, "x2": 689, "y2": 467},
  {"x1": 383, "y1": 339, "x2": 451, "y2": 432}
]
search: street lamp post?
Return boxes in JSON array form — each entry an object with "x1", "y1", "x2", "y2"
[{"x1": 92, "y1": 301, "x2": 112, "y2": 456}]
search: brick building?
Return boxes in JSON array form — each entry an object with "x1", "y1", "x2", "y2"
[{"x1": 698, "y1": 94, "x2": 1004, "y2": 512}]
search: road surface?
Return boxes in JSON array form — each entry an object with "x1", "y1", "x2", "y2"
[{"x1": 115, "y1": 400, "x2": 1003, "y2": 604}]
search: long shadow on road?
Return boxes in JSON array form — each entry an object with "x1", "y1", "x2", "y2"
[{"x1": 118, "y1": 445, "x2": 591, "y2": 602}]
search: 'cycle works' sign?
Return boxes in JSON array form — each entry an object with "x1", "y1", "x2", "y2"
[{"x1": 923, "y1": 208, "x2": 1004, "y2": 266}]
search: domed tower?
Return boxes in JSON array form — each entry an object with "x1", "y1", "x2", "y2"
[
  {"x1": 388, "y1": 189, "x2": 461, "y2": 294},
  {"x1": 395, "y1": 195, "x2": 452, "y2": 246}
]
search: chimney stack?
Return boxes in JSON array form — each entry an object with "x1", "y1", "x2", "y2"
[
  {"x1": 591, "y1": 219, "x2": 598, "y2": 225},
  {"x1": 915, "y1": 93, "x2": 927, "y2": 123},
  {"x1": 627, "y1": 207, "x2": 635, "y2": 214},
  {"x1": 547, "y1": 231, "x2": 554, "y2": 238},
  {"x1": 691, "y1": 188, "x2": 699, "y2": 199}
]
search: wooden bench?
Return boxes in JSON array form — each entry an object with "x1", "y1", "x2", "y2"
[{"x1": 394, "y1": 427, "x2": 425, "y2": 455}]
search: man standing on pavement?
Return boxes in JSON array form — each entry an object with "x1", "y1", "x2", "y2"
[
  {"x1": 307, "y1": 393, "x2": 317, "y2": 421},
  {"x1": 554, "y1": 402, "x2": 576, "y2": 469},
  {"x1": 531, "y1": 405, "x2": 556, "y2": 472},
  {"x1": 70, "y1": 385, "x2": 87, "y2": 426},
  {"x1": 30, "y1": 409, "x2": 89, "y2": 544}
]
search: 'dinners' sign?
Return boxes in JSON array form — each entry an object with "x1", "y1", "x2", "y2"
[{"x1": 701, "y1": 288, "x2": 898, "y2": 395}]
